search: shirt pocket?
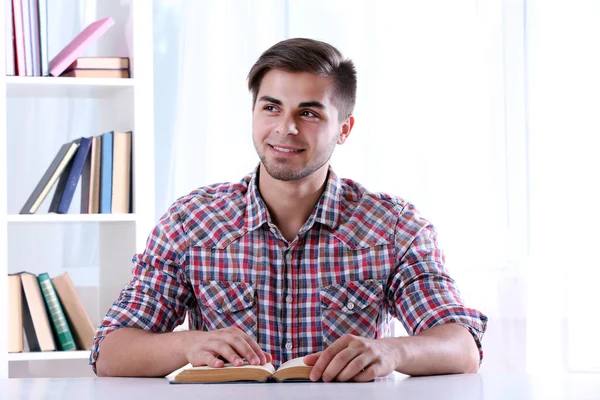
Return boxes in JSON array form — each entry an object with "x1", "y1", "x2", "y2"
[
  {"x1": 198, "y1": 281, "x2": 257, "y2": 340},
  {"x1": 319, "y1": 279, "x2": 384, "y2": 347}
]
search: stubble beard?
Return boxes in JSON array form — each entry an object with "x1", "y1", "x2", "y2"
[{"x1": 253, "y1": 136, "x2": 337, "y2": 182}]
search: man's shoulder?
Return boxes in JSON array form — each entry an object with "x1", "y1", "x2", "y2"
[
  {"x1": 335, "y1": 178, "x2": 409, "y2": 248},
  {"x1": 176, "y1": 177, "x2": 251, "y2": 210},
  {"x1": 168, "y1": 175, "x2": 252, "y2": 244},
  {"x1": 338, "y1": 177, "x2": 408, "y2": 215}
]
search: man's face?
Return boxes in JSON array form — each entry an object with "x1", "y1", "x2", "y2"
[{"x1": 252, "y1": 69, "x2": 351, "y2": 182}]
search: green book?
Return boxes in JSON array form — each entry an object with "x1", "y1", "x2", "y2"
[{"x1": 37, "y1": 273, "x2": 76, "y2": 351}]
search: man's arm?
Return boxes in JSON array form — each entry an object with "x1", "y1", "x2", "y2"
[
  {"x1": 391, "y1": 323, "x2": 480, "y2": 375},
  {"x1": 96, "y1": 327, "x2": 271, "y2": 377},
  {"x1": 92, "y1": 202, "x2": 270, "y2": 377},
  {"x1": 305, "y1": 323, "x2": 479, "y2": 381}
]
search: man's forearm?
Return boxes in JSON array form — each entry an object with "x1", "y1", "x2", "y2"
[
  {"x1": 95, "y1": 328, "x2": 191, "y2": 377},
  {"x1": 393, "y1": 323, "x2": 480, "y2": 376}
]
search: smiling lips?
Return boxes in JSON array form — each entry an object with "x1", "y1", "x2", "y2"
[{"x1": 269, "y1": 144, "x2": 304, "y2": 154}]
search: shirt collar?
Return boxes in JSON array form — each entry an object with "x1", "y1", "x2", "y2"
[{"x1": 245, "y1": 164, "x2": 342, "y2": 233}]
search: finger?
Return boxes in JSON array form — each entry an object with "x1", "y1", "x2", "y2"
[
  {"x1": 265, "y1": 353, "x2": 273, "y2": 363},
  {"x1": 321, "y1": 347, "x2": 361, "y2": 382},
  {"x1": 189, "y1": 350, "x2": 225, "y2": 368},
  {"x1": 334, "y1": 354, "x2": 372, "y2": 382},
  {"x1": 351, "y1": 365, "x2": 377, "y2": 382},
  {"x1": 204, "y1": 352, "x2": 226, "y2": 368},
  {"x1": 303, "y1": 351, "x2": 323, "y2": 366},
  {"x1": 206, "y1": 340, "x2": 245, "y2": 366},
  {"x1": 309, "y1": 336, "x2": 352, "y2": 381},
  {"x1": 240, "y1": 334, "x2": 269, "y2": 365},
  {"x1": 231, "y1": 333, "x2": 266, "y2": 365}
]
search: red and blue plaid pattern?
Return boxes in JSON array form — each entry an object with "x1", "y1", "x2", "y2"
[{"x1": 90, "y1": 165, "x2": 487, "y2": 373}]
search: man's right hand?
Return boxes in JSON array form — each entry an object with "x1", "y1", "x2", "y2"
[{"x1": 183, "y1": 326, "x2": 272, "y2": 368}]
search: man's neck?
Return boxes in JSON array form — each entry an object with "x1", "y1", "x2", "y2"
[{"x1": 258, "y1": 164, "x2": 329, "y2": 242}]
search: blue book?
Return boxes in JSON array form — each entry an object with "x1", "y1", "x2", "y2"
[
  {"x1": 49, "y1": 137, "x2": 92, "y2": 214},
  {"x1": 99, "y1": 132, "x2": 114, "y2": 213}
]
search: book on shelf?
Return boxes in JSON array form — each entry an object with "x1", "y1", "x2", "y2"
[
  {"x1": 19, "y1": 140, "x2": 80, "y2": 214},
  {"x1": 66, "y1": 57, "x2": 130, "y2": 70},
  {"x1": 49, "y1": 16, "x2": 115, "y2": 77},
  {"x1": 38, "y1": 0, "x2": 50, "y2": 76},
  {"x1": 51, "y1": 272, "x2": 96, "y2": 350},
  {"x1": 99, "y1": 131, "x2": 114, "y2": 213},
  {"x1": 166, "y1": 357, "x2": 313, "y2": 384},
  {"x1": 8, "y1": 274, "x2": 24, "y2": 352},
  {"x1": 37, "y1": 273, "x2": 77, "y2": 351},
  {"x1": 80, "y1": 135, "x2": 102, "y2": 214},
  {"x1": 11, "y1": 0, "x2": 26, "y2": 76},
  {"x1": 60, "y1": 68, "x2": 130, "y2": 79},
  {"x1": 4, "y1": 0, "x2": 15, "y2": 76},
  {"x1": 49, "y1": 137, "x2": 93, "y2": 214},
  {"x1": 18, "y1": 272, "x2": 56, "y2": 352},
  {"x1": 111, "y1": 132, "x2": 132, "y2": 213},
  {"x1": 28, "y1": 0, "x2": 42, "y2": 76},
  {"x1": 20, "y1": 0, "x2": 33, "y2": 76},
  {"x1": 8, "y1": 271, "x2": 94, "y2": 353}
]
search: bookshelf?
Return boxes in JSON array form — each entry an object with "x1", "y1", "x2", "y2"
[{"x1": 0, "y1": 0, "x2": 155, "y2": 378}]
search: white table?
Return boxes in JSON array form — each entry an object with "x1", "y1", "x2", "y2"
[{"x1": 2, "y1": 372, "x2": 600, "y2": 399}]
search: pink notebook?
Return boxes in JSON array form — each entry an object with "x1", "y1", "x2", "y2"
[{"x1": 49, "y1": 17, "x2": 115, "y2": 77}]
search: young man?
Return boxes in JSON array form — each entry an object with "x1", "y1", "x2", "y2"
[{"x1": 92, "y1": 38, "x2": 487, "y2": 382}]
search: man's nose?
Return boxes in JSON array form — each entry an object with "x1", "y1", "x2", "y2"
[{"x1": 275, "y1": 115, "x2": 298, "y2": 136}]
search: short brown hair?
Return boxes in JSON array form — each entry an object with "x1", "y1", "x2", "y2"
[{"x1": 247, "y1": 38, "x2": 357, "y2": 122}]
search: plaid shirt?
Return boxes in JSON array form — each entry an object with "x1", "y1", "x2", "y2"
[{"x1": 90, "y1": 165, "x2": 487, "y2": 373}]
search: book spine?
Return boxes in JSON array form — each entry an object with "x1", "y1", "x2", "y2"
[
  {"x1": 56, "y1": 137, "x2": 92, "y2": 213},
  {"x1": 99, "y1": 132, "x2": 113, "y2": 213},
  {"x1": 5, "y1": 0, "x2": 15, "y2": 76},
  {"x1": 28, "y1": 0, "x2": 41, "y2": 76},
  {"x1": 37, "y1": 273, "x2": 76, "y2": 351},
  {"x1": 12, "y1": 0, "x2": 26, "y2": 75},
  {"x1": 37, "y1": 0, "x2": 49, "y2": 76}
]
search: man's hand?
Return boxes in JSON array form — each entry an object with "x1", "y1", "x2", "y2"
[
  {"x1": 303, "y1": 334, "x2": 401, "y2": 382},
  {"x1": 184, "y1": 326, "x2": 272, "y2": 368}
]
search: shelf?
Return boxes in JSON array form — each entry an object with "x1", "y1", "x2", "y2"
[
  {"x1": 7, "y1": 214, "x2": 137, "y2": 223},
  {"x1": 5, "y1": 76, "x2": 134, "y2": 98},
  {"x1": 8, "y1": 350, "x2": 91, "y2": 362}
]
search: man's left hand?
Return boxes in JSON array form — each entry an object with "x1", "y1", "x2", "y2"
[{"x1": 303, "y1": 335, "x2": 402, "y2": 382}]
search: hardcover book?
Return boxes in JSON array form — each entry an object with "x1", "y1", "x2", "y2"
[
  {"x1": 99, "y1": 131, "x2": 113, "y2": 213},
  {"x1": 166, "y1": 357, "x2": 313, "y2": 384},
  {"x1": 48, "y1": 17, "x2": 115, "y2": 77},
  {"x1": 51, "y1": 272, "x2": 96, "y2": 350},
  {"x1": 66, "y1": 57, "x2": 130, "y2": 70},
  {"x1": 18, "y1": 272, "x2": 56, "y2": 352},
  {"x1": 61, "y1": 69, "x2": 129, "y2": 78},
  {"x1": 49, "y1": 137, "x2": 93, "y2": 214},
  {"x1": 19, "y1": 141, "x2": 80, "y2": 214},
  {"x1": 37, "y1": 273, "x2": 76, "y2": 351}
]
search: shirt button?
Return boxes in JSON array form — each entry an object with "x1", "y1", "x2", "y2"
[
  {"x1": 285, "y1": 342, "x2": 293, "y2": 350},
  {"x1": 285, "y1": 295, "x2": 292, "y2": 303},
  {"x1": 346, "y1": 302, "x2": 355, "y2": 311}
]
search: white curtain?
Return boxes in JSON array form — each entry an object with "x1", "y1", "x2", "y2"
[{"x1": 153, "y1": 0, "x2": 600, "y2": 374}]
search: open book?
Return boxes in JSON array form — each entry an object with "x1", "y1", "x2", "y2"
[{"x1": 166, "y1": 357, "x2": 312, "y2": 383}]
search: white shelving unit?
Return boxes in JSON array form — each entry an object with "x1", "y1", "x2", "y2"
[{"x1": 0, "y1": 0, "x2": 154, "y2": 378}]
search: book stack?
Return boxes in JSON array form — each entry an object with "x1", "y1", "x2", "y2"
[
  {"x1": 60, "y1": 57, "x2": 130, "y2": 79},
  {"x1": 19, "y1": 131, "x2": 133, "y2": 215},
  {"x1": 8, "y1": 271, "x2": 96, "y2": 353},
  {"x1": 5, "y1": 3, "x2": 119, "y2": 78}
]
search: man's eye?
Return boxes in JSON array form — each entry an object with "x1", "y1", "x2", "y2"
[
  {"x1": 301, "y1": 110, "x2": 317, "y2": 118},
  {"x1": 264, "y1": 105, "x2": 278, "y2": 112}
]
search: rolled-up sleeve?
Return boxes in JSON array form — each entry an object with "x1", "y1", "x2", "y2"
[
  {"x1": 89, "y1": 203, "x2": 195, "y2": 374},
  {"x1": 387, "y1": 202, "x2": 488, "y2": 362}
]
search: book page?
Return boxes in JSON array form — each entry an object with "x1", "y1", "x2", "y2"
[{"x1": 277, "y1": 356, "x2": 310, "y2": 371}]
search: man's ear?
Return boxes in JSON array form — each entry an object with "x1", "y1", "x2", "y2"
[{"x1": 337, "y1": 115, "x2": 354, "y2": 145}]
